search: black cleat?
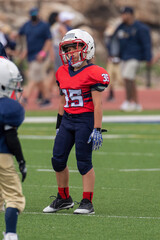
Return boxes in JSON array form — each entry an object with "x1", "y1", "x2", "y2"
[
  {"x1": 74, "y1": 199, "x2": 95, "y2": 214},
  {"x1": 43, "y1": 193, "x2": 74, "y2": 213}
]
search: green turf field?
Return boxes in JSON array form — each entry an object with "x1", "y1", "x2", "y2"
[{"x1": 1, "y1": 111, "x2": 160, "y2": 240}]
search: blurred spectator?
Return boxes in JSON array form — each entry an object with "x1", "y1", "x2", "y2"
[
  {"x1": 18, "y1": 7, "x2": 54, "y2": 107},
  {"x1": 110, "y1": 6, "x2": 152, "y2": 111},
  {"x1": 58, "y1": 11, "x2": 75, "y2": 32},
  {"x1": 48, "y1": 11, "x2": 75, "y2": 72},
  {"x1": 1, "y1": 25, "x2": 17, "y2": 60},
  {"x1": 0, "y1": 23, "x2": 7, "y2": 47},
  {"x1": 151, "y1": 51, "x2": 160, "y2": 64},
  {"x1": 44, "y1": 11, "x2": 75, "y2": 98},
  {"x1": 48, "y1": 11, "x2": 65, "y2": 73},
  {"x1": 104, "y1": 19, "x2": 122, "y2": 101},
  {"x1": 0, "y1": 42, "x2": 7, "y2": 57}
]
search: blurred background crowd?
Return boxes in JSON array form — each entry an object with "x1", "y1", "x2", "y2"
[{"x1": 0, "y1": 0, "x2": 160, "y2": 111}]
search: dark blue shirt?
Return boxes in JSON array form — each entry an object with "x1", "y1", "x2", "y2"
[
  {"x1": 19, "y1": 20, "x2": 52, "y2": 62},
  {"x1": 0, "y1": 98, "x2": 25, "y2": 153},
  {"x1": 113, "y1": 20, "x2": 152, "y2": 61},
  {"x1": 0, "y1": 42, "x2": 7, "y2": 57}
]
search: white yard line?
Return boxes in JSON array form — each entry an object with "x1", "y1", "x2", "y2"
[
  {"x1": 95, "y1": 151, "x2": 155, "y2": 156},
  {"x1": 103, "y1": 134, "x2": 138, "y2": 139},
  {"x1": 119, "y1": 168, "x2": 160, "y2": 172},
  {"x1": 37, "y1": 169, "x2": 78, "y2": 173},
  {"x1": 24, "y1": 184, "x2": 152, "y2": 192},
  {"x1": 23, "y1": 211, "x2": 160, "y2": 220},
  {"x1": 24, "y1": 184, "x2": 82, "y2": 189}
]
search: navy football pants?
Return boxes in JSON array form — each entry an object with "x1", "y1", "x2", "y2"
[{"x1": 52, "y1": 111, "x2": 94, "y2": 175}]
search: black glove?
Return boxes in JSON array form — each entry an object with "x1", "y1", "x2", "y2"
[{"x1": 19, "y1": 160, "x2": 27, "y2": 182}]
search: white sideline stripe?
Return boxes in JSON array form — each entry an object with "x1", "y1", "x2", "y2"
[
  {"x1": 37, "y1": 169, "x2": 78, "y2": 173},
  {"x1": 119, "y1": 168, "x2": 160, "y2": 172},
  {"x1": 103, "y1": 115, "x2": 160, "y2": 123},
  {"x1": 23, "y1": 211, "x2": 160, "y2": 220},
  {"x1": 24, "y1": 115, "x2": 160, "y2": 124},
  {"x1": 24, "y1": 117, "x2": 57, "y2": 123}
]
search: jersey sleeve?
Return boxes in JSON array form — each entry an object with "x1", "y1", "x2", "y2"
[
  {"x1": 89, "y1": 65, "x2": 110, "y2": 92},
  {"x1": 56, "y1": 66, "x2": 65, "y2": 96},
  {"x1": 2, "y1": 98, "x2": 25, "y2": 127}
]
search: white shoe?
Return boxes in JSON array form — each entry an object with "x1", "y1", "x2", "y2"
[
  {"x1": 135, "y1": 104, "x2": 142, "y2": 112},
  {"x1": 128, "y1": 102, "x2": 137, "y2": 111},
  {"x1": 120, "y1": 101, "x2": 136, "y2": 112},
  {"x1": 120, "y1": 101, "x2": 142, "y2": 112},
  {"x1": 120, "y1": 101, "x2": 130, "y2": 111},
  {"x1": 3, "y1": 232, "x2": 18, "y2": 240}
]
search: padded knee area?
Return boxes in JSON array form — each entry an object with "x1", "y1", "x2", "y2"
[
  {"x1": 77, "y1": 160, "x2": 93, "y2": 175},
  {"x1": 51, "y1": 157, "x2": 66, "y2": 172}
]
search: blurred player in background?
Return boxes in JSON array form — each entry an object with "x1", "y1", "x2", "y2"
[
  {"x1": 43, "y1": 29, "x2": 110, "y2": 214},
  {"x1": 0, "y1": 57, "x2": 27, "y2": 240}
]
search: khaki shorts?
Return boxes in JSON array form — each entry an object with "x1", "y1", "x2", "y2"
[
  {"x1": 28, "y1": 59, "x2": 48, "y2": 82},
  {"x1": 106, "y1": 61, "x2": 123, "y2": 86},
  {"x1": 121, "y1": 59, "x2": 139, "y2": 80},
  {"x1": 0, "y1": 154, "x2": 25, "y2": 213}
]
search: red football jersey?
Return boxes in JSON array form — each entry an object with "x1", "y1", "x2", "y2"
[{"x1": 56, "y1": 64, "x2": 110, "y2": 114}]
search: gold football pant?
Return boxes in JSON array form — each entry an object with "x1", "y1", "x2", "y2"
[{"x1": 0, "y1": 154, "x2": 25, "y2": 213}]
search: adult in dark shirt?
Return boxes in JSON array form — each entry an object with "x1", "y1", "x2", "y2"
[
  {"x1": 111, "y1": 6, "x2": 152, "y2": 111},
  {"x1": 18, "y1": 7, "x2": 54, "y2": 106},
  {"x1": 0, "y1": 42, "x2": 7, "y2": 57}
]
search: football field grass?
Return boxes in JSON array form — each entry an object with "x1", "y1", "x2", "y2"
[{"x1": 1, "y1": 111, "x2": 160, "y2": 240}]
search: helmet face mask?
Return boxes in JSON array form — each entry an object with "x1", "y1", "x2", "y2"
[
  {"x1": 59, "y1": 29, "x2": 95, "y2": 67},
  {"x1": 60, "y1": 39, "x2": 88, "y2": 67},
  {"x1": 0, "y1": 57, "x2": 23, "y2": 100}
]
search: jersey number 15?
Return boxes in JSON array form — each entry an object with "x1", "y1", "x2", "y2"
[{"x1": 62, "y1": 89, "x2": 84, "y2": 108}]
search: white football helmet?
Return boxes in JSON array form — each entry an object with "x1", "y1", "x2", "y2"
[
  {"x1": 0, "y1": 57, "x2": 23, "y2": 100},
  {"x1": 59, "y1": 29, "x2": 95, "y2": 68}
]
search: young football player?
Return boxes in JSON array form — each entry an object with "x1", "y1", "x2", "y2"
[
  {"x1": 43, "y1": 29, "x2": 110, "y2": 214},
  {"x1": 0, "y1": 57, "x2": 27, "y2": 240}
]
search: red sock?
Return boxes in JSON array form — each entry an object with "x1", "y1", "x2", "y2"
[
  {"x1": 83, "y1": 192, "x2": 93, "y2": 203},
  {"x1": 58, "y1": 187, "x2": 69, "y2": 199}
]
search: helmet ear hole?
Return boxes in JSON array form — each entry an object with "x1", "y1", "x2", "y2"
[{"x1": 2, "y1": 85, "x2": 5, "y2": 91}]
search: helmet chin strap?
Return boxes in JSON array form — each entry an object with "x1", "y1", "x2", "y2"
[{"x1": 68, "y1": 56, "x2": 72, "y2": 66}]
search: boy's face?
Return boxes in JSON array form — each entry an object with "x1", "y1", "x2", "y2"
[{"x1": 65, "y1": 44, "x2": 83, "y2": 64}]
